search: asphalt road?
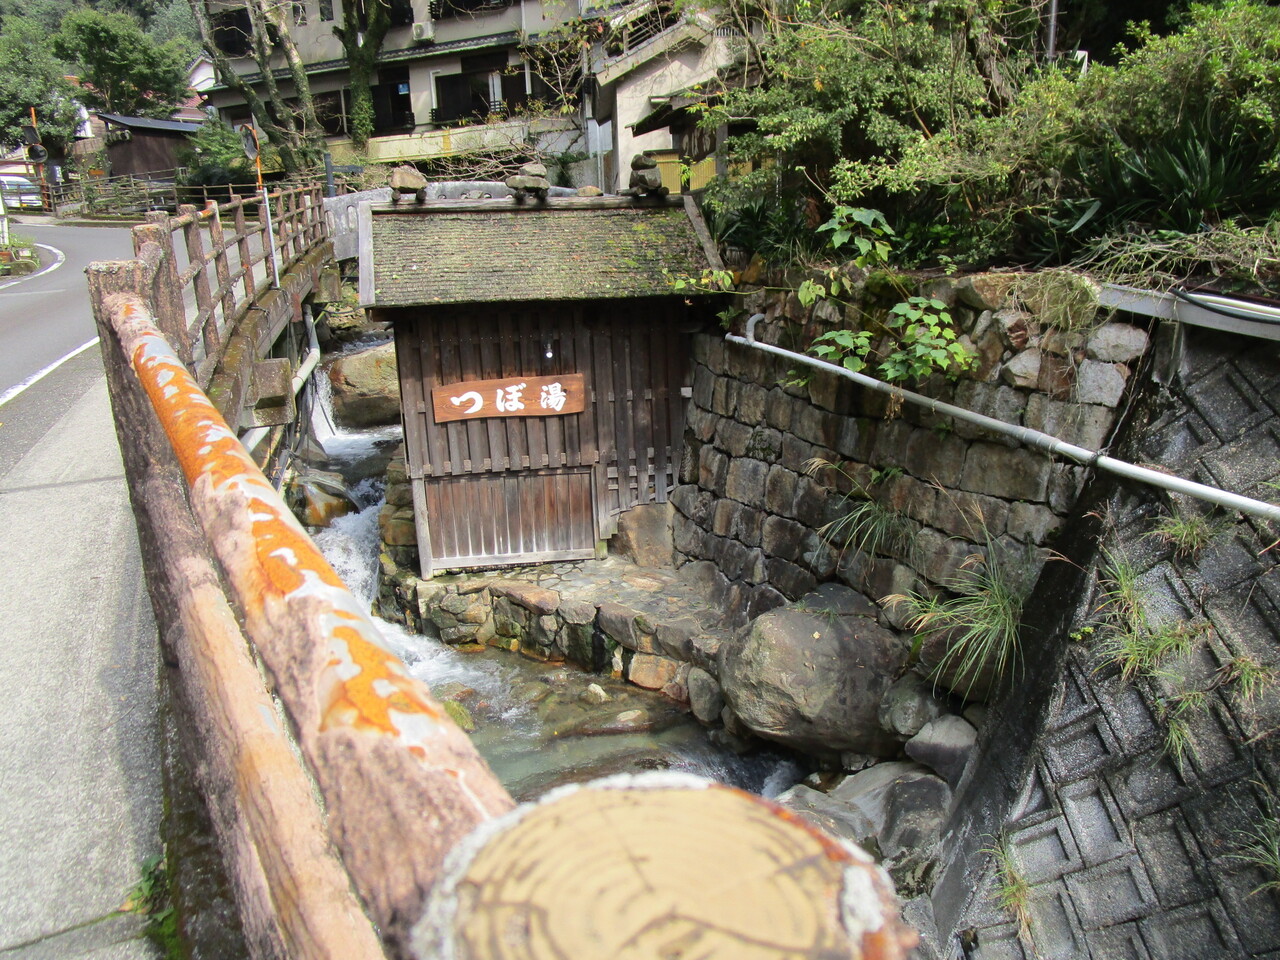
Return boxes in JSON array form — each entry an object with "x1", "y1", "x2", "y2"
[{"x1": 0, "y1": 219, "x2": 162, "y2": 959}]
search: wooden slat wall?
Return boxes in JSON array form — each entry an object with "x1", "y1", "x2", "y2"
[
  {"x1": 394, "y1": 298, "x2": 694, "y2": 570},
  {"x1": 424, "y1": 469, "x2": 596, "y2": 568}
]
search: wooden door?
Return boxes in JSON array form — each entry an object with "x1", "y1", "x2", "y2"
[{"x1": 422, "y1": 468, "x2": 596, "y2": 569}]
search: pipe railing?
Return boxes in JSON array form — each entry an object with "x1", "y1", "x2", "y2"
[{"x1": 729, "y1": 314, "x2": 1280, "y2": 523}]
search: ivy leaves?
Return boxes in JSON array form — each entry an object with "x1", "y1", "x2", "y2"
[{"x1": 811, "y1": 296, "x2": 973, "y2": 384}]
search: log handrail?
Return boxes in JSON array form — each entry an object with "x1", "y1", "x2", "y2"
[{"x1": 90, "y1": 286, "x2": 516, "y2": 955}]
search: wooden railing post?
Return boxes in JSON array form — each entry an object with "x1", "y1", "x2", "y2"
[
  {"x1": 179, "y1": 203, "x2": 221, "y2": 360},
  {"x1": 232, "y1": 198, "x2": 256, "y2": 305},
  {"x1": 134, "y1": 211, "x2": 191, "y2": 366},
  {"x1": 206, "y1": 201, "x2": 237, "y2": 331}
]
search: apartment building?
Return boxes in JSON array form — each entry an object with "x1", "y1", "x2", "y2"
[{"x1": 200, "y1": 0, "x2": 740, "y2": 192}]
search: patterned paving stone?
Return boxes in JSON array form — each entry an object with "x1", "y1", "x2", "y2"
[{"x1": 1064, "y1": 854, "x2": 1158, "y2": 929}]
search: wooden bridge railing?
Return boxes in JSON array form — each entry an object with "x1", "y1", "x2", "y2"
[
  {"x1": 87, "y1": 200, "x2": 913, "y2": 960},
  {"x1": 132, "y1": 184, "x2": 328, "y2": 389}
]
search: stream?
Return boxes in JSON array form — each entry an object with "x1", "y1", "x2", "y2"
[{"x1": 305, "y1": 369, "x2": 805, "y2": 802}]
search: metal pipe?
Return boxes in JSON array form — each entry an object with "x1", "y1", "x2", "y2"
[{"x1": 729, "y1": 314, "x2": 1280, "y2": 522}]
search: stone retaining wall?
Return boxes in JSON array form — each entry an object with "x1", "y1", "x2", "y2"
[{"x1": 671, "y1": 273, "x2": 1151, "y2": 639}]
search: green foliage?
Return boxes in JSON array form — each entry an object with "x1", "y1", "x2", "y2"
[
  {"x1": 810, "y1": 295, "x2": 973, "y2": 384},
  {"x1": 1218, "y1": 655, "x2": 1276, "y2": 704},
  {"x1": 804, "y1": 458, "x2": 915, "y2": 569},
  {"x1": 53, "y1": 8, "x2": 189, "y2": 117},
  {"x1": 1229, "y1": 784, "x2": 1280, "y2": 895},
  {"x1": 1098, "y1": 616, "x2": 1206, "y2": 685},
  {"x1": 705, "y1": 193, "x2": 826, "y2": 263},
  {"x1": 145, "y1": 0, "x2": 201, "y2": 62},
  {"x1": 702, "y1": 0, "x2": 1280, "y2": 271},
  {"x1": 985, "y1": 839, "x2": 1031, "y2": 932},
  {"x1": 817, "y1": 205, "x2": 893, "y2": 267},
  {"x1": 885, "y1": 542, "x2": 1029, "y2": 699},
  {"x1": 178, "y1": 119, "x2": 252, "y2": 186},
  {"x1": 0, "y1": 16, "x2": 80, "y2": 150},
  {"x1": 123, "y1": 853, "x2": 180, "y2": 959},
  {"x1": 1093, "y1": 548, "x2": 1210, "y2": 684}
]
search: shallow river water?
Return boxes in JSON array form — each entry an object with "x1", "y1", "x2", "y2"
[{"x1": 307, "y1": 375, "x2": 804, "y2": 801}]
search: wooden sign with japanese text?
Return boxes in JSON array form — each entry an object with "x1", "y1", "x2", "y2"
[{"x1": 432, "y1": 373, "x2": 586, "y2": 423}]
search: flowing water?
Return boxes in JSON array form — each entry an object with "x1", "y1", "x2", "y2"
[{"x1": 308, "y1": 390, "x2": 805, "y2": 801}]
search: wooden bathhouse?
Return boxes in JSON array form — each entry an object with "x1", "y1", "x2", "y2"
[{"x1": 360, "y1": 194, "x2": 722, "y2": 576}]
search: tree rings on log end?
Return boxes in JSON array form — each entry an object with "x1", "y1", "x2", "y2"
[{"x1": 413, "y1": 772, "x2": 916, "y2": 960}]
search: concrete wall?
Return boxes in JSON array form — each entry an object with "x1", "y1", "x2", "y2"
[{"x1": 932, "y1": 323, "x2": 1280, "y2": 958}]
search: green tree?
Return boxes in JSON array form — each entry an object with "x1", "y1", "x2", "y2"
[
  {"x1": 333, "y1": 0, "x2": 394, "y2": 149},
  {"x1": 146, "y1": 0, "x2": 202, "y2": 64},
  {"x1": 53, "y1": 8, "x2": 190, "y2": 117},
  {"x1": 0, "y1": 15, "x2": 80, "y2": 151},
  {"x1": 178, "y1": 117, "x2": 252, "y2": 184},
  {"x1": 190, "y1": 0, "x2": 323, "y2": 173}
]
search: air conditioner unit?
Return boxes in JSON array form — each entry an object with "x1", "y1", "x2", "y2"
[{"x1": 411, "y1": 19, "x2": 434, "y2": 42}]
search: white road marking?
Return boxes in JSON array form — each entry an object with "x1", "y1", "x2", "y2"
[
  {"x1": 0, "y1": 242, "x2": 67, "y2": 291},
  {"x1": 0, "y1": 337, "x2": 101, "y2": 408}
]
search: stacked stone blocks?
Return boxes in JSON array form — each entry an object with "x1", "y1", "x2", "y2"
[{"x1": 671, "y1": 275, "x2": 1147, "y2": 632}]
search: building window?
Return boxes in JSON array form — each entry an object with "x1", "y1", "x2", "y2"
[
  {"x1": 372, "y1": 68, "x2": 415, "y2": 133},
  {"x1": 432, "y1": 52, "x2": 527, "y2": 125},
  {"x1": 292, "y1": 0, "x2": 308, "y2": 24},
  {"x1": 211, "y1": 6, "x2": 252, "y2": 57},
  {"x1": 318, "y1": 0, "x2": 334, "y2": 20}
]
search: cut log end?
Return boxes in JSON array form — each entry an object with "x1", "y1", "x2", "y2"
[{"x1": 414, "y1": 775, "x2": 917, "y2": 960}]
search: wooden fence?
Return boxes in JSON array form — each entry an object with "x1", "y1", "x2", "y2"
[{"x1": 51, "y1": 171, "x2": 267, "y2": 218}]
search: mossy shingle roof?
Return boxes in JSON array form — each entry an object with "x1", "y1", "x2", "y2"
[{"x1": 368, "y1": 200, "x2": 715, "y2": 306}]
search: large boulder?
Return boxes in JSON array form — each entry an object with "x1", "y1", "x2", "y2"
[
  {"x1": 327, "y1": 342, "x2": 400, "y2": 428},
  {"x1": 718, "y1": 585, "x2": 910, "y2": 756}
]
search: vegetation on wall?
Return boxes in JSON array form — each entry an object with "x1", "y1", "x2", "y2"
[{"x1": 689, "y1": 0, "x2": 1280, "y2": 287}]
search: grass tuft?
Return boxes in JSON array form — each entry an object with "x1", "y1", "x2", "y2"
[
  {"x1": 1228, "y1": 784, "x2": 1280, "y2": 895},
  {"x1": 885, "y1": 544, "x2": 1027, "y2": 698},
  {"x1": 1148, "y1": 508, "x2": 1224, "y2": 561}
]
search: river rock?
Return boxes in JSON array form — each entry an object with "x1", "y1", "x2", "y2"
[
  {"x1": 905, "y1": 714, "x2": 977, "y2": 786},
  {"x1": 628, "y1": 653, "x2": 679, "y2": 690},
  {"x1": 718, "y1": 589, "x2": 910, "y2": 755},
  {"x1": 774, "y1": 784, "x2": 877, "y2": 848},
  {"x1": 290, "y1": 466, "x2": 357, "y2": 527},
  {"x1": 686, "y1": 667, "x2": 725, "y2": 724},
  {"x1": 878, "y1": 673, "x2": 948, "y2": 739},
  {"x1": 327, "y1": 342, "x2": 400, "y2": 428}
]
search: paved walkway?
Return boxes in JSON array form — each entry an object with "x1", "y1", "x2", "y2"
[{"x1": 0, "y1": 375, "x2": 161, "y2": 959}]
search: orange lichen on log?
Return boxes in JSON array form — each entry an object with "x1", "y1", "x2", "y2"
[{"x1": 107, "y1": 294, "x2": 514, "y2": 946}]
